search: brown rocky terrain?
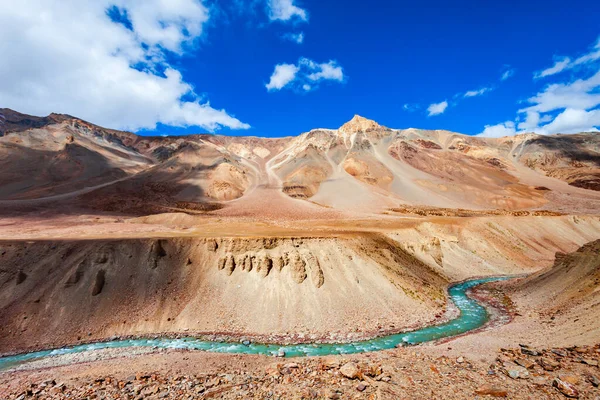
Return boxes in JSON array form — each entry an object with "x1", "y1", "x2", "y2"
[
  {"x1": 0, "y1": 108, "x2": 600, "y2": 398},
  {"x1": 2, "y1": 109, "x2": 600, "y2": 215},
  {"x1": 1, "y1": 343, "x2": 599, "y2": 399}
]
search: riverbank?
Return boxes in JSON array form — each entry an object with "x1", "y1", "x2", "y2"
[{"x1": 1, "y1": 344, "x2": 598, "y2": 399}]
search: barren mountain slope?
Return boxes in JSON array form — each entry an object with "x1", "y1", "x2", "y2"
[
  {"x1": 507, "y1": 239, "x2": 600, "y2": 344},
  {"x1": 1, "y1": 109, "x2": 600, "y2": 214}
]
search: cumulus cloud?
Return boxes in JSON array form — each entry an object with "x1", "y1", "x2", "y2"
[
  {"x1": 521, "y1": 71, "x2": 600, "y2": 114},
  {"x1": 516, "y1": 111, "x2": 552, "y2": 131},
  {"x1": 267, "y1": 0, "x2": 307, "y2": 22},
  {"x1": 464, "y1": 87, "x2": 492, "y2": 98},
  {"x1": 304, "y1": 59, "x2": 344, "y2": 82},
  {"x1": 479, "y1": 37, "x2": 600, "y2": 137},
  {"x1": 281, "y1": 32, "x2": 304, "y2": 44},
  {"x1": 427, "y1": 101, "x2": 448, "y2": 116},
  {"x1": 265, "y1": 58, "x2": 345, "y2": 92},
  {"x1": 541, "y1": 108, "x2": 600, "y2": 134},
  {"x1": 0, "y1": 0, "x2": 249, "y2": 132},
  {"x1": 265, "y1": 63, "x2": 300, "y2": 90},
  {"x1": 479, "y1": 121, "x2": 517, "y2": 138}
]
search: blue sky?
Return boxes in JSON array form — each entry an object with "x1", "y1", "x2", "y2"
[{"x1": 1, "y1": 0, "x2": 600, "y2": 137}]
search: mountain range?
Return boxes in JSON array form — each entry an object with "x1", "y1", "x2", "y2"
[{"x1": 1, "y1": 108, "x2": 599, "y2": 216}]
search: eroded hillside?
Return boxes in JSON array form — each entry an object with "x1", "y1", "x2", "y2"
[{"x1": 1, "y1": 109, "x2": 600, "y2": 216}]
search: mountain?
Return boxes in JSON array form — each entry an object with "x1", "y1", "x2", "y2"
[{"x1": 1, "y1": 108, "x2": 599, "y2": 216}]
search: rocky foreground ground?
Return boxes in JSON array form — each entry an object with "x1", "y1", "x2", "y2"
[{"x1": 2, "y1": 344, "x2": 599, "y2": 399}]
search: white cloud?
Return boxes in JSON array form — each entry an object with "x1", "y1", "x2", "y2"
[
  {"x1": 427, "y1": 101, "x2": 448, "y2": 116},
  {"x1": 267, "y1": 0, "x2": 307, "y2": 22},
  {"x1": 501, "y1": 68, "x2": 515, "y2": 81},
  {"x1": 302, "y1": 59, "x2": 344, "y2": 82},
  {"x1": 281, "y1": 31, "x2": 304, "y2": 44},
  {"x1": 479, "y1": 121, "x2": 517, "y2": 138},
  {"x1": 403, "y1": 103, "x2": 419, "y2": 112},
  {"x1": 534, "y1": 37, "x2": 600, "y2": 79},
  {"x1": 464, "y1": 87, "x2": 492, "y2": 98},
  {"x1": 479, "y1": 37, "x2": 600, "y2": 137},
  {"x1": 265, "y1": 58, "x2": 345, "y2": 92},
  {"x1": 521, "y1": 70, "x2": 600, "y2": 114},
  {"x1": 540, "y1": 108, "x2": 600, "y2": 134},
  {"x1": 0, "y1": 0, "x2": 249, "y2": 132},
  {"x1": 534, "y1": 57, "x2": 572, "y2": 79},
  {"x1": 572, "y1": 37, "x2": 600, "y2": 66},
  {"x1": 265, "y1": 63, "x2": 300, "y2": 91}
]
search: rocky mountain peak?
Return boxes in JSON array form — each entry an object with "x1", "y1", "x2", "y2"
[{"x1": 338, "y1": 115, "x2": 382, "y2": 134}]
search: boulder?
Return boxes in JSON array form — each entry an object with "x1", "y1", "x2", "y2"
[{"x1": 339, "y1": 362, "x2": 360, "y2": 379}]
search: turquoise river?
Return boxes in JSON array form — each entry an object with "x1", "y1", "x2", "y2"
[{"x1": 0, "y1": 276, "x2": 509, "y2": 371}]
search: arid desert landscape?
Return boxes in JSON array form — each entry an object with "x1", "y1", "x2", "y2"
[{"x1": 0, "y1": 108, "x2": 599, "y2": 399}]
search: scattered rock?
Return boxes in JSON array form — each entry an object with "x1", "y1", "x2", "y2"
[
  {"x1": 515, "y1": 358, "x2": 536, "y2": 369},
  {"x1": 474, "y1": 384, "x2": 508, "y2": 397},
  {"x1": 321, "y1": 358, "x2": 340, "y2": 370},
  {"x1": 456, "y1": 356, "x2": 465, "y2": 364},
  {"x1": 580, "y1": 358, "x2": 598, "y2": 366},
  {"x1": 531, "y1": 376, "x2": 548, "y2": 386},
  {"x1": 538, "y1": 357, "x2": 561, "y2": 371},
  {"x1": 587, "y1": 374, "x2": 600, "y2": 387},
  {"x1": 552, "y1": 349, "x2": 568, "y2": 357},
  {"x1": 559, "y1": 374, "x2": 580, "y2": 385},
  {"x1": 553, "y1": 378, "x2": 579, "y2": 398},
  {"x1": 503, "y1": 365, "x2": 529, "y2": 380},
  {"x1": 265, "y1": 365, "x2": 280, "y2": 377},
  {"x1": 356, "y1": 382, "x2": 367, "y2": 392},
  {"x1": 339, "y1": 362, "x2": 360, "y2": 379},
  {"x1": 519, "y1": 344, "x2": 539, "y2": 356}
]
